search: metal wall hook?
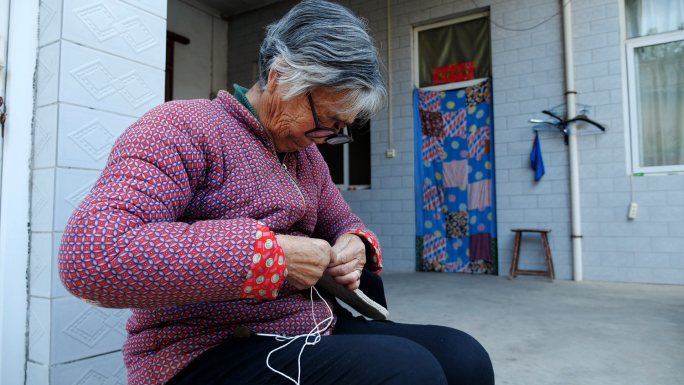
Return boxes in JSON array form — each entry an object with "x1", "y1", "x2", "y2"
[{"x1": 529, "y1": 110, "x2": 606, "y2": 145}]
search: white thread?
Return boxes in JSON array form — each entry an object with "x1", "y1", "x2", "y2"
[{"x1": 255, "y1": 286, "x2": 334, "y2": 385}]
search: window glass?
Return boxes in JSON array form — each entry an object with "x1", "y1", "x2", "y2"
[
  {"x1": 316, "y1": 120, "x2": 372, "y2": 186},
  {"x1": 418, "y1": 17, "x2": 491, "y2": 88},
  {"x1": 317, "y1": 141, "x2": 344, "y2": 185},
  {"x1": 633, "y1": 39, "x2": 684, "y2": 167},
  {"x1": 626, "y1": 0, "x2": 684, "y2": 39},
  {"x1": 349, "y1": 121, "x2": 371, "y2": 186}
]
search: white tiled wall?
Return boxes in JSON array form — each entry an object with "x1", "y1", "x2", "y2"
[
  {"x1": 31, "y1": 168, "x2": 56, "y2": 233},
  {"x1": 37, "y1": 42, "x2": 61, "y2": 107},
  {"x1": 53, "y1": 168, "x2": 101, "y2": 231},
  {"x1": 58, "y1": 104, "x2": 136, "y2": 169},
  {"x1": 34, "y1": 104, "x2": 59, "y2": 170},
  {"x1": 29, "y1": 297, "x2": 52, "y2": 365},
  {"x1": 227, "y1": 0, "x2": 684, "y2": 284},
  {"x1": 30, "y1": 233, "x2": 54, "y2": 298},
  {"x1": 26, "y1": 361, "x2": 49, "y2": 385},
  {"x1": 59, "y1": 41, "x2": 165, "y2": 117},
  {"x1": 30, "y1": 0, "x2": 168, "y2": 382},
  {"x1": 121, "y1": 0, "x2": 168, "y2": 19},
  {"x1": 27, "y1": 351, "x2": 127, "y2": 385},
  {"x1": 35, "y1": 297, "x2": 131, "y2": 365},
  {"x1": 30, "y1": 232, "x2": 71, "y2": 299},
  {"x1": 51, "y1": 233, "x2": 71, "y2": 298},
  {"x1": 64, "y1": 0, "x2": 167, "y2": 69},
  {"x1": 39, "y1": 0, "x2": 63, "y2": 47}
]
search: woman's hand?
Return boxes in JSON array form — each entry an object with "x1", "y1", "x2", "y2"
[
  {"x1": 276, "y1": 235, "x2": 335, "y2": 290},
  {"x1": 325, "y1": 234, "x2": 366, "y2": 291}
]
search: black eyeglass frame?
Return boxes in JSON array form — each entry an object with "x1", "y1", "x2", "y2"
[{"x1": 304, "y1": 92, "x2": 354, "y2": 145}]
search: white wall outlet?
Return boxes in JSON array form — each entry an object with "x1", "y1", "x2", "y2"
[
  {"x1": 628, "y1": 202, "x2": 638, "y2": 220},
  {"x1": 386, "y1": 148, "x2": 396, "y2": 158}
]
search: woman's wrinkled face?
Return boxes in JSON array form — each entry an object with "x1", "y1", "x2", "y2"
[{"x1": 260, "y1": 79, "x2": 357, "y2": 153}]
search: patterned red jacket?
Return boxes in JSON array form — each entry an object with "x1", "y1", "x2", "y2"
[{"x1": 58, "y1": 91, "x2": 382, "y2": 385}]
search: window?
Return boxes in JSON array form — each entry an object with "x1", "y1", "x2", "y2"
[
  {"x1": 317, "y1": 120, "x2": 371, "y2": 189},
  {"x1": 625, "y1": 0, "x2": 684, "y2": 38},
  {"x1": 413, "y1": 13, "x2": 492, "y2": 91},
  {"x1": 624, "y1": 0, "x2": 684, "y2": 173}
]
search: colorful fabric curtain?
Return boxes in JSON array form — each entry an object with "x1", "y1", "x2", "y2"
[{"x1": 414, "y1": 79, "x2": 497, "y2": 274}]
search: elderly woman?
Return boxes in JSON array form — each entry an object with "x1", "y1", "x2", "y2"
[{"x1": 59, "y1": 1, "x2": 493, "y2": 384}]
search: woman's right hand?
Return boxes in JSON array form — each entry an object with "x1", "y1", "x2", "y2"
[{"x1": 276, "y1": 235, "x2": 335, "y2": 290}]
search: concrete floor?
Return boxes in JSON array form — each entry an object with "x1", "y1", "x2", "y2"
[{"x1": 377, "y1": 272, "x2": 684, "y2": 385}]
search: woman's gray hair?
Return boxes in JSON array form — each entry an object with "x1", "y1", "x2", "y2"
[{"x1": 259, "y1": 0, "x2": 387, "y2": 121}]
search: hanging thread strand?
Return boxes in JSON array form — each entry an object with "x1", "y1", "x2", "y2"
[{"x1": 255, "y1": 286, "x2": 334, "y2": 385}]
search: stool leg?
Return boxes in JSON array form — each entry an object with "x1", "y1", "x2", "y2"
[
  {"x1": 541, "y1": 233, "x2": 555, "y2": 281},
  {"x1": 509, "y1": 232, "x2": 521, "y2": 278}
]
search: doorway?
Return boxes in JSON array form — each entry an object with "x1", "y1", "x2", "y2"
[
  {"x1": 166, "y1": 0, "x2": 228, "y2": 101},
  {"x1": 412, "y1": 13, "x2": 498, "y2": 275}
]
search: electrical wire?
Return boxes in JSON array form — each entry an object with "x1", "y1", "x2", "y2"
[{"x1": 469, "y1": 0, "x2": 572, "y2": 32}]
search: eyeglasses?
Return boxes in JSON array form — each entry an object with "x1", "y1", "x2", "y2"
[{"x1": 304, "y1": 92, "x2": 354, "y2": 145}]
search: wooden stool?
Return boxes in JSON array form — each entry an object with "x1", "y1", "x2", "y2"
[{"x1": 509, "y1": 229, "x2": 555, "y2": 282}]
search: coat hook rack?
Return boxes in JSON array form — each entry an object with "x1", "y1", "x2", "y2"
[{"x1": 529, "y1": 107, "x2": 606, "y2": 145}]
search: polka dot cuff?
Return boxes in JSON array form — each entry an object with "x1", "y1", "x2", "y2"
[
  {"x1": 347, "y1": 229, "x2": 383, "y2": 272},
  {"x1": 240, "y1": 223, "x2": 287, "y2": 300}
]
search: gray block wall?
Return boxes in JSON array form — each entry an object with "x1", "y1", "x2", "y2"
[{"x1": 227, "y1": 0, "x2": 684, "y2": 284}]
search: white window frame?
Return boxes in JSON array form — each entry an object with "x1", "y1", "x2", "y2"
[
  {"x1": 412, "y1": 12, "x2": 490, "y2": 92},
  {"x1": 619, "y1": 1, "x2": 684, "y2": 175},
  {"x1": 625, "y1": 31, "x2": 684, "y2": 174}
]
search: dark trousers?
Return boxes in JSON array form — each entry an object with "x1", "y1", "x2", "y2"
[{"x1": 167, "y1": 304, "x2": 494, "y2": 385}]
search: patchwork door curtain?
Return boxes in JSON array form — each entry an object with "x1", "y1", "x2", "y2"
[{"x1": 414, "y1": 79, "x2": 497, "y2": 274}]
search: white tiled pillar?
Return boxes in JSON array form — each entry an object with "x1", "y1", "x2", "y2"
[{"x1": 29, "y1": 0, "x2": 167, "y2": 383}]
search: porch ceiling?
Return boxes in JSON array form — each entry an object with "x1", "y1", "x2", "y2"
[{"x1": 193, "y1": 0, "x2": 285, "y2": 17}]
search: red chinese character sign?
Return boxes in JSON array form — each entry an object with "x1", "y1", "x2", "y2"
[{"x1": 431, "y1": 62, "x2": 475, "y2": 86}]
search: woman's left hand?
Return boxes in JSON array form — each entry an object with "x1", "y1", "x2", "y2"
[{"x1": 325, "y1": 233, "x2": 366, "y2": 290}]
